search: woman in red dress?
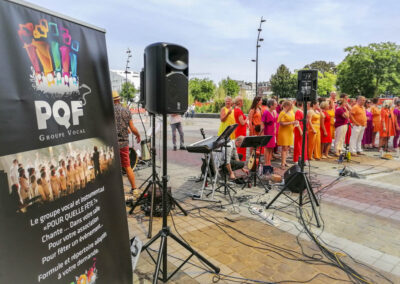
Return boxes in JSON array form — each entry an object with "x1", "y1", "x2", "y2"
[
  {"x1": 234, "y1": 96, "x2": 248, "y2": 161},
  {"x1": 320, "y1": 101, "x2": 332, "y2": 158},
  {"x1": 293, "y1": 101, "x2": 308, "y2": 164}
]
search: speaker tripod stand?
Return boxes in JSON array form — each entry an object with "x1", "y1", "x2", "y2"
[
  {"x1": 129, "y1": 114, "x2": 187, "y2": 239},
  {"x1": 141, "y1": 114, "x2": 220, "y2": 283},
  {"x1": 265, "y1": 95, "x2": 320, "y2": 227}
]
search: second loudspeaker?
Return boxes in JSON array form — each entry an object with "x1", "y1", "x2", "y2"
[{"x1": 144, "y1": 42, "x2": 188, "y2": 114}]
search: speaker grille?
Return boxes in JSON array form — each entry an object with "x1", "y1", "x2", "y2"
[{"x1": 166, "y1": 72, "x2": 188, "y2": 113}]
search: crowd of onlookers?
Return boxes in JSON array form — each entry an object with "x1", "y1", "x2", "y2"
[
  {"x1": 6, "y1": 146, "x2": 114, "y2": 211},
  {"x1": 218, "y1": 93, "x2": 400, "y2": 175}
]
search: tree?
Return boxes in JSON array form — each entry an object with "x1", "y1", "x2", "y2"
[
  {"x1": 317, "y1": 71, "x2": 337, "y2": 96},
  {"x1": 269, "y1": 64, "x2": 297, "y2": 99},
  {"x1": 304, "y1": 61, "x2": 337, "y2": 74},
  {"x1": 337, "y1": 42, "x2": 400, "y2": 97},
  {"x1": 120, "y1": 82, "x2": 137, "y2": 102},
  {"x1": 214, "y1": 85, "x2": 226, "y2": 100},
  {"x1": 220, "y1": 77, "x2": 240, "y2": 97},
  {"x1": 189, "y1": 78, "x2": 216, "y2": 102}
]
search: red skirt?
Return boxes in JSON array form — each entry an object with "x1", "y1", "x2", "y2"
[
  {"x1": 321, "y1": 120, "x2": 332, "y2": 143},
  {"x1": 293, "y1": 129, "x2": 308, "y2": 163}
]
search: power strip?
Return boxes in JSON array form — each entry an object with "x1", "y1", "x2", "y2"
[{"x1": 250, "y1": 206, "x2": 279, "y2": 226}]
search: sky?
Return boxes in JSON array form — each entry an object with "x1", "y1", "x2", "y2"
[{"x1": 29, "y1": 0, "x2": 400, "y2": 83}]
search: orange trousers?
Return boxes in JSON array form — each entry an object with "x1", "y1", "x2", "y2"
[{"x1": 308, "y1": 127, "x2": 321, "y2": 159}]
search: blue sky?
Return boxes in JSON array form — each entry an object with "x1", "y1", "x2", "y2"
[{"x1": 30, "y1": 0, "x2": 400, "y2": 83}]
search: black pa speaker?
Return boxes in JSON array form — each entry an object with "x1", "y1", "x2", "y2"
[
  {"x1": 144, "y1": 42, "x2": 188, "y2": 114},
  {"x1": 139, "y1": 68, "x2": 145, "y2": 106},
  {"x1": 297, "y1": 69, "x2": 318, "y2": 102},
  {"x1": 284, "y1": 164, "x2": 305, "y2": 193}
]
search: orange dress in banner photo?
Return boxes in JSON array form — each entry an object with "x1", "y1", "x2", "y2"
[
  {"x1": 371, "y1": 105, "x2": 381, "y2": 132},
  {"x1": 308, "y1": 112, "x2": 322, "y2": 160},
  {"x1": 277, "y1": 110, "x2": 295, "y2": 146},
  {"x1": 234, "y1": 106, "x2": 247, "y2": 161},
  {"x1": 380, "y1": 108, "x2": 396, "y2": 137}
]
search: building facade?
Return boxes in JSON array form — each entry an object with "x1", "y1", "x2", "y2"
[{"x1": 110, "y1": 69, "x2": 140, "y2": 93}]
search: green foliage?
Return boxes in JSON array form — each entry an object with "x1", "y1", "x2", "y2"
[
  {"x1": 269, "y1": 64, "x2": 297, "y2": 99},
  {"x1": 120, "y1": 82, "x2": 137, "y2": 102},
  {"x1": 195, "y1": 98, "x2": 252, "y2": 114},
  {"x1": 337, "y1": 42, "x2": 400, "y2": 97},
  {"x1": 220, "y1": 77, "x2": 240, "y2": 97},
  {"x1": 188, "y1": 92, "x2": 195, "y2": 105},
  {"x1": 189, "y1": 78, "x2": 216, "y2": 102},
  {"x1": 242, "y1": 98, "x2": 252, "y2": 114},
  {"x1": 304, "y1": 61, "x2": 337, "y2": 74},
  {"x1": 317, "y1": 71, "x2": 337, "y2": 96},
  {"x1": 214, "y1": 85, "x2": 227, "y2": 100}
]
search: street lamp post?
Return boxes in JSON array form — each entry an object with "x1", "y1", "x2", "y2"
[
  {"x1": 125, "y1": 48, "x2": 132, "y2": 84},
  {"x1": 252, "y1": 17, "x2": 266, "y2": 98}
]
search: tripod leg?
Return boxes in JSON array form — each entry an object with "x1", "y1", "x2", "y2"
[
  {"x1": 147, "y1": 181, "x2": 156, "y2": 238},
  {"x1": 169, "y1": 231, "x2": 220, "y2": 273},
  {"x1": 254, "y1": 172, "x2": 270, "y2": 193},
  {"x1": 303, "y1": 174, "x2": 321, "y2": 227},
  {"x1": 139, "y1": 174, "x2": 152, "y2": 189},
  {"x1": 157, "y1": 179, "x2": 188, "y2": 216},
  {"x1": 152, "y1": 234, "x2": 166, "y2": 284},
  {"x1": 225, "y1": 184, "x2": 234, "y2": 204},
  {"x1": 199, "y1": 155, "x2": 211, "y2": 199},
  {"x1": 129, "y1": 181, "x2": 152, "y2": 214},
  {"x1": 306, "y1": 175, "x2": 319, "y2": 207},
  {"x1": 167, "y1": 192, "x2": 188, "y2": 216},
  {"x1": 142, "y1": 230, "x2": 162, "y2": 251},
  {"x1": 299, "y1": 186, "x2": 303, "y2": 206},
  {"x1": 266, "y1": 185, "x2": 287, "y2": 209}
]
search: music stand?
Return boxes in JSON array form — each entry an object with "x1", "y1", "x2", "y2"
[
  {"x1": 211, "y1": 124, "x2": 238, "y2": 203},
  {"x1": 240, "y1": 135, "x2": 272, "y2": 192}
]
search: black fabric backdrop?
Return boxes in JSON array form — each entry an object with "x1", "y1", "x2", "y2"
[{"x1": 0, "y1": 1, "x2": 132, "y2": 283}]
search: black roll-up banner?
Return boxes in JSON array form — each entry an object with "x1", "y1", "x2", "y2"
[{"x1": 0, "y1": 1, "x2": 132, "y2": 283}]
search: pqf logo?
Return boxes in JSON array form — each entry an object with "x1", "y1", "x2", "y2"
[{"x1": 18, "y1": 18, "x2": 80, "y2": 94}]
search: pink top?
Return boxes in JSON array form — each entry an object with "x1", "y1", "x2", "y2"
[
  {"x1": 262, "y1": 109, "x2": 277, "y2": 148},
  {"x1": 394, "y1": 108, "x2": 400, "y2": 125}
]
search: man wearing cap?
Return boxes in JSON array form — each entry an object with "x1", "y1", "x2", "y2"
[{"x1": 113, "y1": 91, "x2": 141, "y2": 191}]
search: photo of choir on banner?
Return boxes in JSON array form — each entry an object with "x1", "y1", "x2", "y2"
[{"x1": 0, "y1": 138, "x2": 115, "y2": 213}]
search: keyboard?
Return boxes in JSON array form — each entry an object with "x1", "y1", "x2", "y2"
[{"x1": 186, "y1": 136, "x2": 224, "y2": 153}]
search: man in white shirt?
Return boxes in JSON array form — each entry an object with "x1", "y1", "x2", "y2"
[
  {"x1": 214, "y1": 136, "x2": 248, "y2": 179},
  {"x1": 170, "y1": 114, "x2": 185, "y2": 151}
]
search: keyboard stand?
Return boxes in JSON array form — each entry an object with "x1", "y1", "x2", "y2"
[{"x1": 192, "y1": 152, "x2": 220, "y2": 203}]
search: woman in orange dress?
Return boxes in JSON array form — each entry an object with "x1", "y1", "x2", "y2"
[
  {"x1": 379, "y1": 100, "x2": 396, "y2": 152},
  {"x1": 326, "y1": 100, "x2": 335, "y2": 140},
  {"x1": 248, "y1": 97, "x2": 263, "y2": 136},
  {"x1": 370, "y1": 97, "x2": 381, "y2": 148},
  {"x1": 307, "y1": 101, "x2": 322, "y2": 160}
]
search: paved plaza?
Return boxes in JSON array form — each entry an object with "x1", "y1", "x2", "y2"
[{"x1": 126, "y1": 115, "x2": 400, "y2": 283}]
